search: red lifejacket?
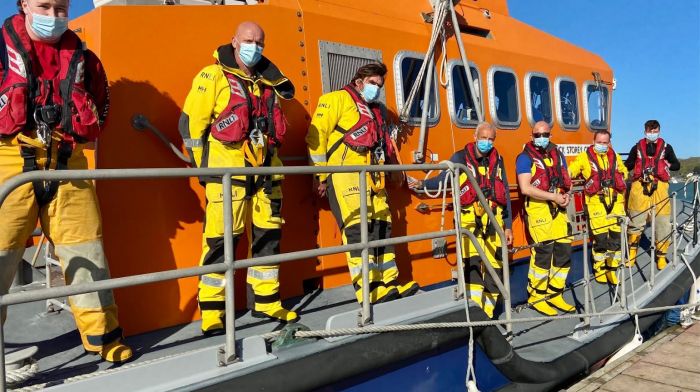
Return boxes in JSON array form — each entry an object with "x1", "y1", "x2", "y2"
[
  {"x1": 334, "y1": 85, "x2": 384, "y2": 153},
  {"x1": 523, "y1": 141, "x2": 572, "y2": 193},
  {"x1": 631, "y1": 138, "x2": 670, "y2": 183},
  {"x1": 459, "y1": 142, "x2": 508, "y2": 207},
  {"x1": 0, "y1": 15, "x2": 101, "y2": 142},
  {"x1": 583, "y1": 146, "x2": 627, "y2": 196},
  {"x1": 209, "y1": 70, "x2": 287, "y2": 146}
]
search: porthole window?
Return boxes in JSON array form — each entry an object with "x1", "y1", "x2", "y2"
[
  {"x1": 393, "y1": 52, "x2": 440, "y2": 126},
  {"x1": 583, "y1": 82, "x2": 609, "y2": 130},
  {"x1": 447, "y1": 61, "x2": 483, "y2": 128},
  {"x1": 555, "y1": 77, "x2": 580, "y2": 130},
  {"x1": 525, "y1": 73, "x2": 553, "y2": 126},
  {"x1": 488, "y1": 67, "x2": 520, "y2": 129}
]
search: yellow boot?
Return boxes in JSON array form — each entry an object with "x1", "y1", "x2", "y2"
[
  {"x1": 201, "y1": 316, "x2": 224, "y2": 335},
  {"x1": 606, "y1": 252, "x2": 621, "y2": 285},
  {"x1": 626, "y1": 233, "x2": 641, "y2": 267},
  {"x1": 547, "y1": 266, "x2": 575, "y2": 312},
  {"x1": 252, "y1": 305, "x2": 299, "y2": 323},
  {"x1": 656, "y1": 240, "x2": 670, "y2": 270},
  {"x1": 98, "y1": 340, "x2": 133, "y2": 363},
  {"x1": 528, "y1": 293, "x2": 557, "y2": 316},
  {"x1": 547, "y1": 292, "x2": 576, "y2": 313},
  {"x1": 592, "y1": 253, "x2": 608, "y2": 284},
  {"x1": 396, "y1": 281, "x2": 420, "y2": 298}
]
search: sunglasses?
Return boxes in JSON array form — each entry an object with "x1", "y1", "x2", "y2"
[{"x1": 532, "y1": 132, "x2": 551, "y2": 138}]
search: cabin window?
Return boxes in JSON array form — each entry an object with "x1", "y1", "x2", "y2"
[
  {"x1": 525, "y1": 73, "x2": 553, "y2": 126},
  {"x1": 488, "y1": 67, "x2": 520, "y2": 129},
  {"x1": 555, "y1": 78, "x2": 579, "y2": 130},
  {"x1": 447, "y1": 62, "x2": 483, "y2": 128},
  {"x1": 584, "y1": 82, "x2": 609, "y2": 130},
  {"x1": 393, "y1": 52, "x2": 440, "y2": 126}
]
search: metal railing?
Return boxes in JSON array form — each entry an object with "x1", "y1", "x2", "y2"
[{"x1": 0, "y1": 161, "x2": 511, "y2": 390}]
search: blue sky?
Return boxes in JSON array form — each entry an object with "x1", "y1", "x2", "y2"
[{"x1": 2, "y1": 1, "x2": 699, "y2": 158}]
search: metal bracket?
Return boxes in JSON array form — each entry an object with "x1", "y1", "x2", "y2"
[{"x1": 216, "y1": 346, "x2": 239, "y2": 367}]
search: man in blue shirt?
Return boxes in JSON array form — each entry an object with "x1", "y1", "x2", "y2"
[{"x1": 515, "y1": 121, "x2": 574, "y2": 316}]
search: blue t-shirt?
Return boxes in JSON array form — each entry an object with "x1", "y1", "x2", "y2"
[{"x1": 515, "y1": 147, "x2": 568, "y2": 176}]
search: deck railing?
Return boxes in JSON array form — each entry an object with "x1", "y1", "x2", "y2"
[{"x1": 0, "y1": 162, "x2": 511, "y2": 390}]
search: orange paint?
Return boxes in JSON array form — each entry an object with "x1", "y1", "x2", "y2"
[{"x1": 70, "y1": 0, "x2": 612, "y2": 335}]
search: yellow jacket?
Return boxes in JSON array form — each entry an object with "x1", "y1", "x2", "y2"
[
  {"x1": 569, "y1": 148, "x2": 628, "y2": 204},
  {"x1": 305, "y1": 89, "x2": 374, "y2": 181},
  {"x1": 179, "y1": 44, "x2": 293, "y2": 168}
]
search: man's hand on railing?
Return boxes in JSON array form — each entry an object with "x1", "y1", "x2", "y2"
[
  {"x1": 407, "y1": 176, "x2": 423, "y2": 191},
  {"x1": 505, "y1": 228, "x2": 513, "y2": 246}
]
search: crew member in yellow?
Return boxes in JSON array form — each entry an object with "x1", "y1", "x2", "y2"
[
  {"x1": 624, "y1": 120, "x2": 681, "y2": 270},
  {"x1": 0, "y1": 0, "x2": 132, "y2": 362},
  {"x1": 306, "y1": 63, "x2": 419, "y2": 304},
  {"x1": 179, "y1": 21, "x2": 297, "y2": 333},
  {"x1": 410, "y1": 122, "x2": 514, "y2": 318},
  {"x1": 568, "y1": 130, "x2": 628, "y2": 285},
  {"x1": 516, "y1": 121, "x2": 575, "y2": 316}
]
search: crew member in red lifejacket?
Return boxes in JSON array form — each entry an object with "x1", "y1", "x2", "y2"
[
  {"x1": 569, "y1": 130, "x2": 628, "y2": 285},
  {"x1": 516, "y1": 121, "x2": 575, "y2": 316},
  {"x1": 624, "y1": 120, "x2": 680, "y2": 270},
  {"x1": 411, "y1": 122, "x2": 513, "y2": 318},
  {"x1": 0, "y1": 0, "x2": 131, "y2": 362},
  {"x1": 306, "y1": 63, "x2": 419, "y2": 305},
  {"x1": 180, "y1": 21, "x2": 298, "y2": 333}
]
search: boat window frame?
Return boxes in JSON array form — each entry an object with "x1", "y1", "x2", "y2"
[
  {"x1": 446, "y1": 60, "x2": 484, "y2": 129},
  {"x1": 524, "y1": 71, "x2": 554, "y2": 128},
  {"x1": 393, "y1": 50, "x2": 441, "y2": 127},
  {"x1": 554, "y1": 76, "x2": 581, "y2": 131},
  {"x1": 582, "y1": 80, "x2": 610, "y2": 131},
  {"x1": 487, "y1": 65, "x2": 521, "y2": 130}
]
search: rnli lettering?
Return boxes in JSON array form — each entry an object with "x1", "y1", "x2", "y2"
[
  {"x1": 0, "y1": 94, "x2": 7, "y2": 112},
  {"x1": 216, "y1": 114, "x2": 239, "y2": 132},
  {"x1": 200, "y1": 71, "x2": 213, "y2": 80},
  {"x1": 318, "y1": 103, "x2": 330, "y2": 109},
  {"x1": 350, "y1": 125, "x2": 369, "y2": 140}
]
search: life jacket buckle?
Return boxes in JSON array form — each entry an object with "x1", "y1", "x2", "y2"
[
  {"x1": 249, "y1": 128, "x2": 264, "y2": 148},
  {"x1": 373, "y1": 146, "x2": 385, "y2": 165}
]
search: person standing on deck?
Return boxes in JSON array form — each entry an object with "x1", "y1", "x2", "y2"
[
  {"x1": 409, "y1": 122, "x2": 514, "y2": 318},
  {"x1": 568, "y1": 130, "x2": 628, "y2": 285},
  {"x1": 624, "y1": 120, "x2": 681, "y2": 270},
  {"x1": 0, "y1": 0, "x2": 132, "y2": 362},
  {"x1": 516, "y1": 121, "x2": 575, "y2": 316},
  {"x1": 179, "y1": 21, "x2": 298, "y2": 333},
  {"x1": 305, "y1": 63, "x2": 419, "y2": 305}
]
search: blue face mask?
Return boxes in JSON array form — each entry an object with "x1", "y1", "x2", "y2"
[
  {"x1": 30, "y1": 13, "x2": 69, "y2": 41},
  {"x1": 476, "y1": 140, "x2": 493, "y2": 154},
  {"x1": 594, "y1": 143, "x2": 608, "y2": 154},
  {"x1": 645, "y1": 132, "x2": 659, "y2": 142},
  {"x1": 533, "y1": 137, "x2": 550, "y2": 149},
  {"x1": 237, "y1": 42, "x2": 263, "y2": 67},
  {"x1": 361, "y1": 83, "x2": 380, "y2": 102}
]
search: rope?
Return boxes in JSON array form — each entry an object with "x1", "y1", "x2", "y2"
[
  {"x1": 398, "y1": 0, "x2": 449, "y2": 122},
  {"x1": 6, "y1": 359, "x2": 38, "y2": 387}
]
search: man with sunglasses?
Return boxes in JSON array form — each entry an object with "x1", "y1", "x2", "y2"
[
  {"x1": 306, "y1": 63, "x2": 419, "y2": 305},
  {"x1": 516, "y1": 121, "x2": 575, "y2": 316}
]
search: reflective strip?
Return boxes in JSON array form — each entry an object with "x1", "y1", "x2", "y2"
[
  {"x1": 310, "y1": 154, "x2": 327, "y2": 163},
  {"x1": 551, "y1": 271, "x2": 568, "y2": 280},
  {"x1": 379, "y1": 260, "x2": 397, "y2": 271},
  {"x1": 349, "y1": 264, "x2": 379, "y2": 279},
  {"x1": 530, "y1": 269, "x2": 549, "y2": 279},
  {"x1": 592, "y1": 253, "x2": 606, "y2": 262},
  {"x1": 483, "y1": 296, "x2": 496, "y2": 306},
  {"x1": 201, "y1": 275, "x2": 226, "y2": 287},
  {"x1": 468, "y1": 291, "x2": 483, "y2": 300},
  {"x1": 247, "y1": 268, "x2": 279, "y2": 281},
  {"x1": 184, "y1": 138, "x2": 203, "y2": 148}
]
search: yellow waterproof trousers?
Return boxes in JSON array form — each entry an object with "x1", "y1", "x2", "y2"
[
  {"x1": 586, "y1": 192, "x2": 625, "y2": 284},
  {"x1": 461, "y1": 204, "x2": 504, "y2": 318},
  {"x1": 627, "y1": 180, "x2": 672, "y2": 262},
  {"x1": 197, "y1": 142, "x2": 287, "y2": 323},
  {"x1": 327, "y1": 171, "x2": 403, "y2": 304},
  {"x1": 524, "y1": 199, "x2": 573, "y2": 300},
  {"x1": 0, "y1": 135, "x2": 122, "y2": 352}
]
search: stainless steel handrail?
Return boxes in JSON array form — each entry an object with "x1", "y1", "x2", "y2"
[{"x1": 0, "y1": 162, "x2": 512, "y2": 390}]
